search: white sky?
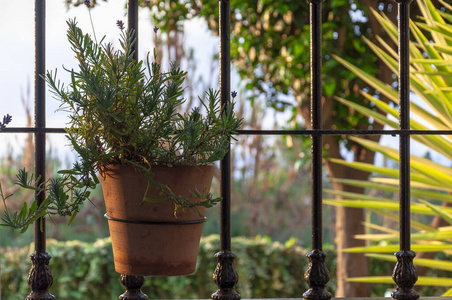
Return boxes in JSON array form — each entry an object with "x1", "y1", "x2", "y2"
[{"x1": 0, "y1": 1, "x2": 221, "y2": 161}]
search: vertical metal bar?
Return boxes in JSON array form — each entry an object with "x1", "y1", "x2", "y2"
[
  {"x1": 212, "y1": 0, "x2": 240, "y2": 299},
  {"x1": 398, "y1": 0, "x2": 411, "y2": 255},
  {"x1": 27, "y1": 1, "x2": 55, "y2": 299},
  {"x1": 311, "y1": 0, "x2": 322, "y2": 252},
  {"x1": 392, "y1": 0, "x2": 419, "y2": 299},
  {"x1": 303, "y1": 0, "x2": 331, "y2": 299},
  {"x1": 219, "y1": 0, "x2": 231, "y2": 253},
  {"x1": 35, "y1": 0, "x2": 46, "y2": 258},
  {"x1": 128, "y1": 0, "x2": 138, "y2": 61},
  {"x1": 119, "y1": 2, "x2": 148, "y2": 300}
]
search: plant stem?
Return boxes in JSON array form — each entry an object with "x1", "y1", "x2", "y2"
[{"x1": 88, "y1": 9, "x2": 98, "y2": 44}]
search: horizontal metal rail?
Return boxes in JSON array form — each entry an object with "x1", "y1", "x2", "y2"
[
  {"x1": 4, "y1": 128, "x2": 452, "y2": 136},
  {"x1": 238, "y1": 129, "x2": 452, "y2": 136}
]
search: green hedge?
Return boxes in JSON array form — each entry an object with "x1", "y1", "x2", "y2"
[{"x1": 1, "y1": 235, "x2": 340, "y2": 299}]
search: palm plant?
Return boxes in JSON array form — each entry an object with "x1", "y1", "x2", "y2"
[{"x1": 325, "y1": 0, "x2": 452, "y2": 295}]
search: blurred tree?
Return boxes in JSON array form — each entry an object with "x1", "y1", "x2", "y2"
[
  {"x1": 137, "y1": 1, "x2": 394, "y2": 296},
  {"x1": 66, "y1": 0, "x2": 439, "y2": 296}
]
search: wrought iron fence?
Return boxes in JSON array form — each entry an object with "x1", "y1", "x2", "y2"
[{"x1": 2, "y1": 0, "x2": 449, "y2": 299}]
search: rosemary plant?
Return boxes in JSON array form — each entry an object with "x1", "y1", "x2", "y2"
[{"x1": 0, "y1": 19, "x2": 241, "y2": 231}]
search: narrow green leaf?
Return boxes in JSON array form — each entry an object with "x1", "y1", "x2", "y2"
[
  {"x1": 367, "y1": 253, "x2": 452, "y2": 272},
  {"x1": 329, "y1": 179, "x2": 400, "y2": 199},
  {"x1": 442, "y1": 287, "x2": 452, "y2": 297},
  {"x1": 368, "y1": 209, "x2": 436, "y2": 232},
  {"x1": 362, "y1": 222, "x2": 399, "y2": 234},
  {"x1": 419, "y1": 199, "x2": 452, "y2": 225},
  {"x1": 20, "y1": 225, "x2": 30, "y2": 234},
  {"x1": 364, "y1": 37, "x2": 398, "y2": 75},
  {"x1": 419, "y1": 0, "x2": 451, "y2": 63},
  {"x1": 410, "y1": 59, "x2": 452, "y2": 66},
  {"x1": 439, "y1": 0, "x2": 452, "y2": 14},
  {"x1": 329, "y1": 158, "x2": 399, "y2": 177},
  {"x1": 350, "y1": 137, "x2": 452, "y2": 186},
  {"x1": 412, "y1": 71, "x2": 452, "y2": 76},
  {"x1": 354, "y1": 233, "x2": 396, "y2": 240},
  {"x1": 375, "y1": 36, "x2": 398, "y2": 59},
  {"x1": 371, "y1": 8, "x2": 398, "y2": 44},
  {"x1": 324, "y1": 199, "x2": 437, "y2": 215},
  {"x1": 373, "y1": 177, "x2": 452, "y2": 197},
  {"x1": 425, "y1": 0, "x2": 446, "y2": 26},
  {"x1": 397, "y1": 230, "x2": 452, "y2": 242},
  {"x1": 19, "y1": 202, "x2": 27, "y2": 220},
  {"x1": 340, "y1": 36, "x2": 452, "y2": 128},
  {"x1": 348, "y1": 276, "x2": 452, "y2": 286},
  {"x1": 439, "y1": 11, "x2": 452, "y2": 25},
  {"x1": 29, "y1": 200, "x2": 38, "y2": 213},
  {"x1": 333, "y1": 55, "x2": 398, "y2": 103},
  {"x1": 333, "y1": 178, "x2": 452, "y2": 203},
  {"x1": 344, "y1": 244, "x2": 452, "y2": 253},
  {"x1": 324, "y1": 189, "x2": 390, "y2": 202},
  {"x1": 361, "y1": 91, "x2": 452, "y2": 157},
  {"x1": 328, "y1": 158, "x2": 444, "y2": 188},
  {"x1": 416, "y1": 22, "x2": 452, "y2": 44},
  {"x1": 335, "y1": 96, "x2": 398, "y2": 128},
  {"x1": 67, "y1": 210, "x2": 78, "y2": 226}
]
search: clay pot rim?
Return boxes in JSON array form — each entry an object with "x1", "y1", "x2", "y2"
[{"x1": 98, "y1": 163, "x2": 215, "y2": 179}]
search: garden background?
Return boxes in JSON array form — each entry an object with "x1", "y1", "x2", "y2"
[{"x1": 1, "y1": 0, "x2": 452, "y2": 298}]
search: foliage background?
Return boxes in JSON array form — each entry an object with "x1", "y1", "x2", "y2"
[
  {"x1": 2, "y1": 235, "x2": 338, "y2": 299},
  {"x1": 3, "y1": 233, "x2": 422, "y2": 299},
  {"x1": 2, "y1": 234, "x2": 450, "y2": 298}
]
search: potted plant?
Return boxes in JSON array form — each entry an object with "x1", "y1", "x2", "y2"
[{"x1": 0, "y1": 19, "x2": 242, "y2": 277}]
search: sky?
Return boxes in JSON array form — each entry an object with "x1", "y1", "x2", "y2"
[{"x1": 0, "y1": 1, "x2": 221, "y2": 161}]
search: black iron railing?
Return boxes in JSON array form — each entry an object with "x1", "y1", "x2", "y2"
[
  {"x1": 0, "y1": 0, "x2": 445, "y2": 299},
  {"x1": 27, "y1": 1, "x2": 54, "y2": 299},
  {"x1": 212, "y1": 0, "x2": 240, "y2": 299}
]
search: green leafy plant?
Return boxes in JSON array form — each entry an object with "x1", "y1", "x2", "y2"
[
  {"x1": 0, "y1": 18, "x2": 242, "y2": 231},
  {"x1": 325, "y1": 0, "x2": 452, "y2": 295}
]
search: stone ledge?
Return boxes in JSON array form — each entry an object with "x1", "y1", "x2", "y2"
[{"x1": 160, "y1": 298, "x2": 452, "y2": 300}]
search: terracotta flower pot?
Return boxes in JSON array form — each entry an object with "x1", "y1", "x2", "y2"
[{"x1": 100, "y1": 164, "x2": 214, "y2": 276}]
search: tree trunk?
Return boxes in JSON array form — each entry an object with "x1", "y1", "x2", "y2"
[{"x1": 324, "y1": 2, "x2": 397, "y2": 296}]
